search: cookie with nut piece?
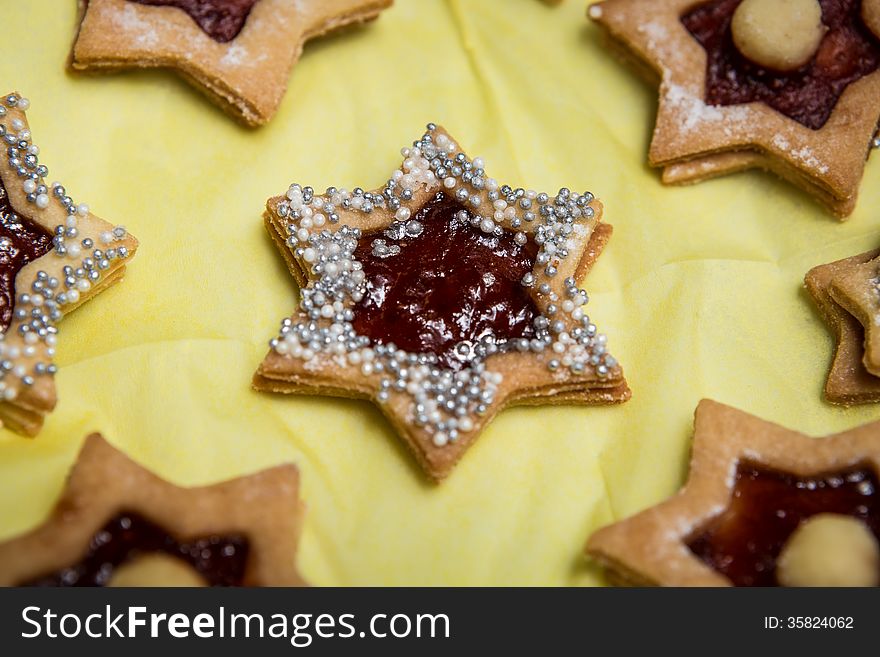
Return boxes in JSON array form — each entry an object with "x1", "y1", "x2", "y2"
[
  {"x1": 0, "y1": 434, "x2": 307, "y2": 587},
  {"x1": 589, "y1": 0, "x2": 880, "y2": 218},
  {"x1": 586, "y1": 400, "x2": 880, "y2": 586}
]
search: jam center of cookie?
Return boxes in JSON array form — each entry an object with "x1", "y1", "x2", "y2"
[
  {"x1": 20, "y1": 512, "x2": 249, "y2": 587},
  {"x1": 129, "y1": 0, "x2": 260, "y2": 43},
  {"x1": 352, "y1": 192, "x2": 540, "y2": 370},
  {"x1": 0, "y1": 178, "x2": 53, "y2": 333},
  {"x1": 682, "y1": 0, "x2": 880, "y2": 129},
  {"x1": 686, "y1": 462, "x2": 880, "y2": 586}
]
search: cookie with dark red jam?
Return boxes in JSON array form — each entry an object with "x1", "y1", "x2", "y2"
[
  {"x1": 587, "y1": 400, "x2": 880, "y2": 586},
  {"x1": 0, "y1": 93, "x2": 138, "y2": 437},
  {"x1": 0, "y1": 434, "x2": 307, "y2": 587},
  {"x1": 589, "y1": 0, "x2": 880, "y2": 218},
  {"x1": 254, "y1": 124, "x2": 630, "y2": 481},
  {"x1": 72, "y1": 0, "x2": 394, "y2": 126}
]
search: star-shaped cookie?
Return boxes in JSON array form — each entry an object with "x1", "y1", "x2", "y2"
[
  {"x1": 0, "y1": 434, "x2": 306, "y2": 586},
  {"x1": 589, "y1": 0, "x2": 880, "y2": 218},
  {"x1": 71, "y1": 0, "x2": 394, "y2": 126},
  {"x1": 805, "y1": 250, "x2": 880, "y2": 405},
  {"x1": 0, "y1": 92, "x2": 138, "y2": 435},
  {"x1": 827, "y1": 252, "x2": 880, "y2": 376},
  {"x1": 254, "y1": 124, "x2": 630, "y2": 481},
  {"x1": 586, "y1": 399, "x2": 880, "y2": 586}
]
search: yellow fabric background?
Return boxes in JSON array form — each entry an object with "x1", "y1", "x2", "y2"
[{"x1": 1, "y1": 0, "x2": 879, "y2": 586}]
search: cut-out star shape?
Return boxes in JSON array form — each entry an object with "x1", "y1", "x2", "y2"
[
  {"x1": 0, "y1": 434, "x2": 307, "y2": 586},
  {"x1": 589, "y1": 0, "x2": 880, "y2": 218},
  {"x1": 0, "y1": 92, "x2": 138, "y2": 435},
  {"x1": 586, "y1": 399, "x2": 880, "y2": 586},
  {"x1": 254, "y1": 124, "x2": 629, "y2": 481},
  {"x1": 805, "y1": 250, "x2": 880, "y2": 405},
  {"x1": 72, "y1": 0, "x2": 394, "y2": 126}
]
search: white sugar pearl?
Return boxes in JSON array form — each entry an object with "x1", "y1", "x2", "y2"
[
  {"x1": 458, "y1": 417, "x2": 474, "y2": 432},
  {"x1": 35, "y1": 194, "x2": 49, "y2": 209},
  {"x1": 480, "y1": 218, "x2": 495, "y2": 233},
  {"x1": 361, "y1": 363, "x2": 374, "y2": 376},
  {"x1": 66, "y1": 216, "x2": 77, "y2": 228},
  {"x1": 302, "y1": 248, "x2": 316, "y2": 263},
  {"x1": 313, "y1": 213, "x2": 325, "y2": 227},
  {"x1": 22, "y1": 180, "x2": 36, "y2": 194},
  {"x1": 17, "y1": 98, "x2": 29, "y2": 111},
  {"x1": 320, "y1": 304, "x2": 334, "y2": 318},
  {"x1": 432, "y1": 432, "x2": 449, "y2": 447},
  {"x1": 275, "y1": 341, "x2": 290, "y2": 355},
  {"x1": 395, "y1": 207, "x2": 411, "y2": 221},
  {"x1": 11, "y1": 118, "x2": 23, "y2": 131},
  {"x1": 100, "y1": 231, "x2": 114, "y2": 244},
  {"x1": 472, "y1": 157, "x2": 484, "y2": 170},
  {"x1": 77, "y1": 203, "x2": 89, "y2": 216},
  {"x1": 443, "y1": 177, "x2": 456, "y2": 189},
  {"x1": 76, "y1": 279, "x2": 91, "y2": 292},
  {"x1": 24, "y1": 332, "x2": 38, "y2": 345},
  {"x1": 66, "y1": 289, "x2": 80, "y2": 304},
  {"x1": 13, "y1": 365, "x2": 26, "y2": 378},
  {"x1": 4, "y1": 388, "x2": 17, "y2": 401},
  {"x1": 67, "y1": 243, "x2": 81, "y2": 258}
]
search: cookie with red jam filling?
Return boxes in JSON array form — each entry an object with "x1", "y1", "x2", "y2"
[{"x1": 254, "y1": 124, "x2": 630, "y2": 481}]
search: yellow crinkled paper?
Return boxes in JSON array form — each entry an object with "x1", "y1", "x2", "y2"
[{"x1": 1, "y1": 0, "x2": 878, "y2": 586}]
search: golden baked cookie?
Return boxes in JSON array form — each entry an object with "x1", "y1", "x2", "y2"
[
  {"x1": 804, "y1": 250, "x2": 880, "y2": 405},
  {"x1": 589, "y1": 0, "x2": 880, "y2": 218},
  {"x1": 71, "y1": 0, "x2": 393, "y2": 126},
  {"x1": 587, "y1": 399, "x2": 880, "y2": 586}
]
